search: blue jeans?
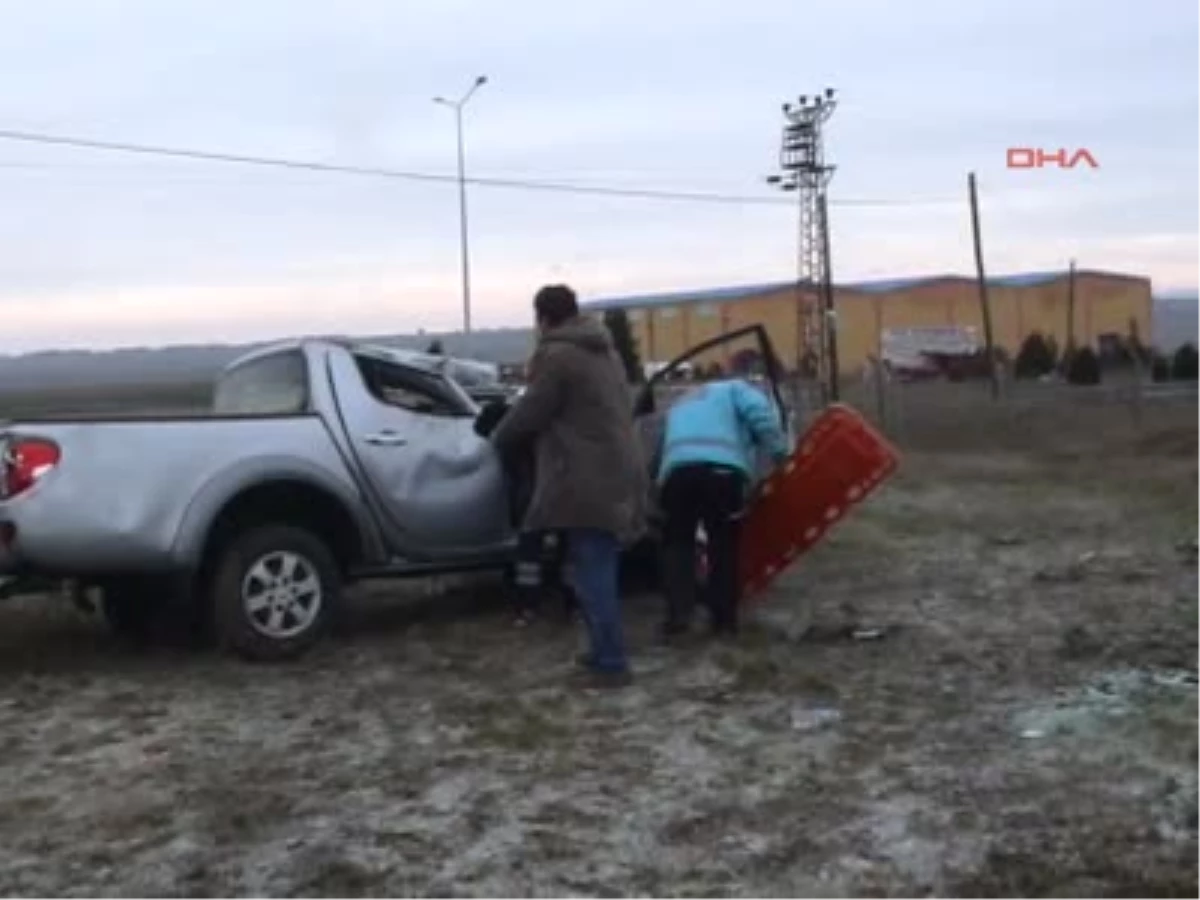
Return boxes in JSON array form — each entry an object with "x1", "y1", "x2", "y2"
[{"x1": 565, "y1": 528, "x2": 628, "y2": 674}]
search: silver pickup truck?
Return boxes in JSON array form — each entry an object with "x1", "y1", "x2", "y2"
[{"x1": 0, "y1": 325, "x2": 791, "y2": 661}]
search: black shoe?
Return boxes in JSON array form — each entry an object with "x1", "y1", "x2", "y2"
[{"x1": 575, "y1": 652, "x2": 596, "y2": 669}]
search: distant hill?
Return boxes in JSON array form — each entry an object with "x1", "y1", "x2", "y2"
[
  {"x1": 0, "y1": 328, "x2": 535, "y2": 395},
  {"x1": 1153, "y1": 293, "x2": 1199, "y2": 353},
  {"x1": 1, "y1": 293, "x2": 1195, "y2": 396}
]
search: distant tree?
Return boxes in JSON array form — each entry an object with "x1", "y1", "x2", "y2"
[
  {"x1": 1095, "y1": 333, "x2": 1140, "y2": 370},
  {"x1": 426, "y1": 339, "x2": 445, "y2": 355},
  {"x1": 1056, "y1": 340, "x2": 1076, "y2": 378},
  {"x1": 1149, "y1": 352, "x2": 1171, "y2": 383},
  {"x1": 1014, "y1": 332, "x2": 1057, "y2": 379},
  {"x1": 705, "y1": 361, "x2": 726, "y2": 380},
  {"x1": 1066, "y1": 346, "x2": 1102, "y2": 385},
  {"x1": 1171, "y1": 343, "x2": 1199, "y2": 381},
  {"x1": 603, "y1": 309, "x2": 643, "y2": 383},
  {"x1": 1096, "y1": 335, "x2": 1118, "y2": 368}
]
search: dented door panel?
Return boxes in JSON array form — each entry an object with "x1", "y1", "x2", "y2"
[{"x1": 324, "y1": 348, "x2": 513, "y2": 559}]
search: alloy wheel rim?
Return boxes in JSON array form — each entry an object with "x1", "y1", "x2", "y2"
[{"x1": 241, "y1": 550, "x2": 322, "y2": 639}]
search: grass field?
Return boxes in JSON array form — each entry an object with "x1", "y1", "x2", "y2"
[{"x1": 0, "y1": 379, "x2": 1195, "y2": 896}]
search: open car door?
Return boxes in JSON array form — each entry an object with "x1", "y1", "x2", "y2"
[
  {"x1": 632, "y1": 324, "x2": 796, "y2": 450},
  {"x1": 629, "y1": 324, "x2": 901, "y2": 604}
]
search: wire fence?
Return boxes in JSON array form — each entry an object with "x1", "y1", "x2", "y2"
[{"x1": 788, "y1": 367, "x2": 1198, "y2": 453}]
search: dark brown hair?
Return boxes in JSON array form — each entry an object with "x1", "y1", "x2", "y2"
[{"x1": 533, "y1": 284, "x2": 579, "y2": 328}]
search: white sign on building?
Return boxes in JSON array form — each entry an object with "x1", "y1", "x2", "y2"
[{"x1": 880, "y1": 326, "x2": 981, "y2": 368}]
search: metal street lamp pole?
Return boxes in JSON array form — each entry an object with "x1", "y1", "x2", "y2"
[{"x1": 434, "y1": 75, "x2": 488, "y2": 344}]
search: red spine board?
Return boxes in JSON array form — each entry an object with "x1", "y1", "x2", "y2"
[{"x1": 738, "y1": 403, "x2": 901, "y2": 601}]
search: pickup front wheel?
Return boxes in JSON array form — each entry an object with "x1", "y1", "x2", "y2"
[{"x1": 210, "y1": 525, "x2": 341, "y2": 662}]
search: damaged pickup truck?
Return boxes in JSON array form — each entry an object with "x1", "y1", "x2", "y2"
[{"x1": 0, "y1": 326, "x2": 791, "y2": 661}]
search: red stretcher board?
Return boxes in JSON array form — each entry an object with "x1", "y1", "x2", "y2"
[{"x1": 737, "y1": 403, "x2": 901, "y2": 602}]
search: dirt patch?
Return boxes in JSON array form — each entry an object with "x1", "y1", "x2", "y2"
[{"x1": 0, "y1": 420, "x2": 1196, "y2": 896}]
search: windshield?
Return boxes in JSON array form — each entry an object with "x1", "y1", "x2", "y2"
[{"x1": 212, "y1": 351, "x2": 309, "y2": 416}]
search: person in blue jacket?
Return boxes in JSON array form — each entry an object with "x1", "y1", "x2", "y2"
[{"x1": 656, "y1": 377, "x2": 790, "y2": 640}]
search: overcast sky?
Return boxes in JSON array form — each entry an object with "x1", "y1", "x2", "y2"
[{"x1": 1, "y1": 0, "x2": 1196, "y2": 353}]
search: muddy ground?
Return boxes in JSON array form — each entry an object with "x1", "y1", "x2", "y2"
[{"x1": 0, "y1": 406, "x2": 1196, "y2": 897}]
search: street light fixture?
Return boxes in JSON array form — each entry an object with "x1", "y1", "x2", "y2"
[{"x1": 434, "y1": 74, "x2": 488, "y2": 344}]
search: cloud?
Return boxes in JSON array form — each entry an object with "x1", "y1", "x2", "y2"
[{"x1": 0, "y1": 0, "x2": 1194, "y2": 352}]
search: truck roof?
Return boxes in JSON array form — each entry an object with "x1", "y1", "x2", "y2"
[
  {"x1": 221, "y1": 337, "x2": 501, "y2": 387},
  {"x1": 218, "y1": 337, "x2": 324, "y2": 371}
]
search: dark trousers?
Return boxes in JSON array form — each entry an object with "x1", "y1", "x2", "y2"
[
  {"x1": 660, "y1": 463, "x2": 748, "y2": 635},
  {"x1": 513, "y1": 530, "x2": 576, "y2": 619}
]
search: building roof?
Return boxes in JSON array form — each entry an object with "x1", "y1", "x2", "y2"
[{"x1": 584, "y1": 268, "x2": 1148, "y2": 312}]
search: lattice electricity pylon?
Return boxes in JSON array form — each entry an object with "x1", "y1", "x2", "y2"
[{"x1": 767, "y1": 88, "x2": 837, "y2": 395}]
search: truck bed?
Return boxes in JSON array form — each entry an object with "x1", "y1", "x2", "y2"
[
  {"x1": 0, "y1": 379, "x2": 215, "y2": 421},
  {"x1": 0, "y1": 413, "x2": 365, "y2": 575}
]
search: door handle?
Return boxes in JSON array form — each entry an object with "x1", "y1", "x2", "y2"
[{"x1": 364, "y1": 431, "x2": 408, "y2": 447}]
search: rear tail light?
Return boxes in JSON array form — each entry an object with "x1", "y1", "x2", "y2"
[{"x1": 1, "y1": 438, "x2": 61, "y2": 498}]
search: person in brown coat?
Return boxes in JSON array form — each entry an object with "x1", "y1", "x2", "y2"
[{"x1": 490, "y1": 284, "x2": 647, "y2": 687}]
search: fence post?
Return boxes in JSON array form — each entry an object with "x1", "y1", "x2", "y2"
[
  {"x1": 869, "y1": 356, "x2": 889, "y2": 434},
  {"x1": 969, "y1": 172, "x2": 1002, "y2": 402},
  {"x1": 1130, "y1": 366, "x2": 1145, "y2": 429},
  {"x1": 1129, "y1": 317, "x2": 1145, "y2": 429},
  {"x1": 888, "y1": 366, "x2": 905, "y2": 443}
]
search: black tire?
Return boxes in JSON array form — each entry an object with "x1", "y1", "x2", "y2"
[{"x1": 210, "y1": 524, "x2": 341, "y2": 662}]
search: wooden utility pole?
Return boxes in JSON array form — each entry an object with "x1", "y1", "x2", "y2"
[
  {"x1": 1129, "y1": 315, "x2": 1145, "y2": 428},
  {"x1": 968, "y1": 172, "x2": 1001, "y2": 401},
  {"x1": 818, "y1": 192, "x2": 840, "y2": 402},
  {"x1": 1066, "y1": 258, "x2": 1077, "y2": 354}
]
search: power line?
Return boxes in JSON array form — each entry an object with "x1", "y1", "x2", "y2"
[{"x1": 0, "y1": 128, "x2": 959, "y2": 208}]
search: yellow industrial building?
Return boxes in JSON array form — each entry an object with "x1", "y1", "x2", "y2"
[{"x1": 584, "y1": 269, "x2": 1153, "y2": 374}]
